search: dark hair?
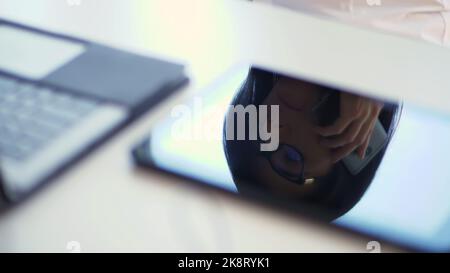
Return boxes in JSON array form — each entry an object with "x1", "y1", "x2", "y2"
[{"x1": 223, "y1": 67, "x2": 401, "y2": 220}]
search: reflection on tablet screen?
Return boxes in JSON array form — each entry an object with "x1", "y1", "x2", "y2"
[{"x1": 139, "y1": 66, "x2": 450, "y2": 252}]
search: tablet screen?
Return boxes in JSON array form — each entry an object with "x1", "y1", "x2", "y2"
[{"x1": 137, "y1": 65, "x2": 450, "y2": 252}]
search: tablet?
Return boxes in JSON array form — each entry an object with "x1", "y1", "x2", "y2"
[{"x1": 133, "y1": 65, "x2": 450, "y2": 252}]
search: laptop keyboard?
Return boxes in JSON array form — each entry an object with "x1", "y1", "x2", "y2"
[{"x1": 0, "y1": 75, "x2": 99, "y2": 161}]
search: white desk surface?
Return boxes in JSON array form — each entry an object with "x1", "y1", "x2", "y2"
[{"x1": 1, "y1": 0, "x2": 449, "y2": 253}]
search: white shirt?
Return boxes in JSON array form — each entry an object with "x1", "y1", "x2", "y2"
[{"x1": 256, "y1": 0, "x2": 450, "y2": 46}]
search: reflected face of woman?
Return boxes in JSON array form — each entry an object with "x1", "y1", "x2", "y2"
[{"x1": 253, "y1": 76, "x2": 335, "y2": 197}]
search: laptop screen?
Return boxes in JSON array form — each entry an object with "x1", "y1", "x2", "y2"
[{"x1": 0, "y1": 25, "x2": 85, "y2": 80}]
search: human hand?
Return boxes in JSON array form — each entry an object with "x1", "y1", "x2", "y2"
[{"x1": 314, "y1": 93, "x2": 384, "y2": 163}]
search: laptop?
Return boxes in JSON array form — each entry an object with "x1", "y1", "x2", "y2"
[{"x1": 0, "y1": 19, "x2": 188, "y2": 203}]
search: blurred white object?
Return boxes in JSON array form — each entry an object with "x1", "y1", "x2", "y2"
[{"x1": 256, "y1": 0, "x2": 450, "y2": 46}]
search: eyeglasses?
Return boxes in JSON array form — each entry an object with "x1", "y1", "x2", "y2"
[{"x1": 260, "y1": 143, "x2": 315, "y2": 185}]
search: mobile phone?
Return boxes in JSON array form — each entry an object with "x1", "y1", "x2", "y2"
[
  {"x1": 132, "y1": 65, "x2": 450, "y2": 252},
  {"x1": 343, "y1": 120, "x2": 388, "y2": 175}
]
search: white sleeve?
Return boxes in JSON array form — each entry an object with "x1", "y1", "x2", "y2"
[{"x1": 254, "y1": 0, "x2": 450, "y2": 46}]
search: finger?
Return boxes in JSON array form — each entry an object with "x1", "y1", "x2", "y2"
[
  {"x1": 321, "y1": 108, "x2": 371, "y2": 148},
  {"x1": 321, "y1": 120, "x2": 363, "y2": 148},
  {"x1": 356, "y1": 107, "x2": 380, "y2": 158},
  {"x1": 357, "y1": 133, "x2": 371, "y2": 159},
  {"x1": 314, "y1": 115, "x2": 358, "y2": 137},
  {"x1": 331, "y1": 118, "x2": 373, "y2": 163},
  {"x1": 331, "y1": 144, "x2": 357, "y2": 164},
  {"x1": 315, "y1": 94, "x2": 365, "y2": 137}
]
